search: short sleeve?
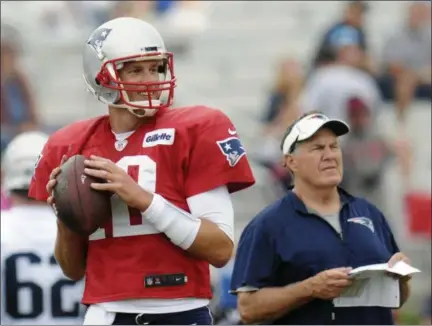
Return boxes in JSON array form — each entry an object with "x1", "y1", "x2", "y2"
[
  {"x1": 230, "y1": 220, "x2": 279, "y2": 293},
  {"x1": 380, "y1": 212, "x2": 400, "y2": 255},
  {"x1": 28, "y1": 140, "x2": 58, "y2": 201},
  {"x1": 184, "y1": 109, "x2": 255, "y2": 197}
]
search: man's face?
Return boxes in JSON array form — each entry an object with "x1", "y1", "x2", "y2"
[
  {"x1": 348, "y1": 106, "x2": 371, "y2": 134},
  {"x1": 338, "y1": 44, "x2": 364, "y2": 68},
  {"x1": 287, "y1": 129, "x2": 344, "y2": 188},
  {"x1": 117, "y1": 59, "x2": 164, "y2": 103},
  {"x1": 408, "y1": 2, "x2": 431, "y2": 29},
  {"x1": 346, "y1": 3, "x2": 366, "y2": 27}
]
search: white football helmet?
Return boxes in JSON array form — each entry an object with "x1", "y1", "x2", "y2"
[
  {"x1": 1, "y1": 131, "x2": 49, "y2": 193},
  {"x1": 82, "y1": 17, "x2": 176, "y2": 117}
]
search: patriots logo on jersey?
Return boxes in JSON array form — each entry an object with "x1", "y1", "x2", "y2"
[
  {"x1": 217, "y1": 137, "x2": 246, "y2": 167},
  {"x1": 87, "y1": 28, "x2": 112, "y2": 55},
  {"x1": 347, "y1": 217, "x2": 375, "y2": 233}
]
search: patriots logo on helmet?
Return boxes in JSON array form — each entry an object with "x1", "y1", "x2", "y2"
[
  {"x1": 217, "y1": 137, "x2": 246, "y2": 167},
  {"x1": 347, "y1": 217, "x2": 375, "y2": 233},
  {"x1": 87, "y1": 28, "x2": 112, "y2": 55}
]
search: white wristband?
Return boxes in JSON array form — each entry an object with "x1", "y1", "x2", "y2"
[{"x1": 141, "y1": 194, "x2": 201, "y2": 250}]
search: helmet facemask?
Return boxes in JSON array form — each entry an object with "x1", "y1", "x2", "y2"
[{"x1": 95, "y1": 52, "x2": 176, "y2": 117}]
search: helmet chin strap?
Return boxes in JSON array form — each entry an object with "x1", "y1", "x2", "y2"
[
  {"x1": 127, "y1": 103, "x2": 158, "y2": 118},
  {"x1": 121, "y1": 90, "x2": 159, "y2": 117},
  {"x1": 110, "y1": 100, "x2": 159, "y2": 118}
]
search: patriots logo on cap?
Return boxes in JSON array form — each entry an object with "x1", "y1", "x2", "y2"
[
  {"x1": 307, "y1": 113, "x2": 327, "y2": 121},
  {"x1": 217, "y1": 137, "x2": 246, "y2": 167},
  {"x1": 347, "y1": 217, "x2": 375, "y2": 233},
  {"x1": 87, "y1": 28, "x2": 112, "y2": 55}
]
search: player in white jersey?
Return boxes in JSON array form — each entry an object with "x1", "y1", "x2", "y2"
[{"x1": 1, "y1": 131, "x2": 85, "y2": 325}]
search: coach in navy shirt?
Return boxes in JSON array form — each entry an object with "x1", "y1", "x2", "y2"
[{"x1": 231, "y1": 112, "x2": 412, "y2": 325}]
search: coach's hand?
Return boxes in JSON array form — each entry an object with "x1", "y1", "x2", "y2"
[
  {"x1": 387, "y1": 252, "x2": 412, "y2": 283},
  {"x1": 46, "y1": 155, "x2": 68, "y2": 207},
  {"x1": 307, "y1": 267, "x2": 353, "y2": 300},
  {"x1": 84, "y1": 155, "x2": 153, "y2": 211}
]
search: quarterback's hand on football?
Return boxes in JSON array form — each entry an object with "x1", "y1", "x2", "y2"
[
  {"x1": 387, "y1": 252, "x2": 412, "y2": 283},
  {"x1": 46, "y1": 155, "x2": 68, "y2": 207},
  {"x1": 84, "y1": 155, "x2": 152, "y2": 211}
]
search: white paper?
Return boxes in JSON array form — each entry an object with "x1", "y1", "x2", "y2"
[
  {"x1": 333, "y1": 262, "x2": 421, "y2": 308},
  {"x1": 387, "y1": 261, "x2": 421, "y2": 276}
]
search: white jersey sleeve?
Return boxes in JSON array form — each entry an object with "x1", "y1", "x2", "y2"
[
  {"x1": 187, "y1": 185, "x2": 234, "y2": 241},
  {"x1": 1, "y1": 206, "x2": 85, "y2": 325}
]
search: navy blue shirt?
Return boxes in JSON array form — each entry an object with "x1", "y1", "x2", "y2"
[{"x1": 231, "y1": 188, "x2": 399, "y2": 325}]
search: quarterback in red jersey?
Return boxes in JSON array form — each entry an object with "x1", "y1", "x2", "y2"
[{"x1": 28, "y1": 17, "x2": 255, "y2": 325}]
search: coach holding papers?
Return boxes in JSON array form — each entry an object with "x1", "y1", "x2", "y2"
[{"x1": 230, "y1": 111, "x2": 412, "y2": 325}]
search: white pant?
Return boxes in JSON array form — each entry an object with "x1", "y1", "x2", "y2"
[{"x1": 83, "y1": 305, "x2": 116, "y2": 325}]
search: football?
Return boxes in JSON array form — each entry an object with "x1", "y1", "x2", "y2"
[{"x1": 53, "y1": 154, "x2": 112, "y2": 236}]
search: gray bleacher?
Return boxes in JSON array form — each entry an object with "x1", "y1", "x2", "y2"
[{"x1": 5, "y1": 0, "x2": 430, "y2": 307}]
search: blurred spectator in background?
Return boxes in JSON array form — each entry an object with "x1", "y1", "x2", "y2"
[
  {"x1": 1, "y1": 24, "x2": 39, "y2": 152},
  {"x1": 341, "y1": 97, "x2": 392, "y2": 207},
  {"x1": 155, "y1": 0, "x2": 176, "y2": 16},
  {"x1": 313, "y1": 1, "x2": 373, "y2": 73},
  {"x1": 297, "y1": 26, "x2": 416, "y2": 205},
  {"x1": 377, "y1": 1, "x2": 431, "y2": 121},
  {"x1": 158, "y1": 1, "x2": 210, "y2": 56},
  {"x1": 1, "y1": 188, "x2": 11, "y2": 210},
  {"x1": 109, "y1": 0, "x2": 178, "y2": 21},
  {"x1": 263, "y1": 58, "x2": 304, "y2": 135},
  {"x1": 109, "y1": 1, "x2": 208, "y2": 57},
  {"x1": 83, "y1": 1, "x2": 116, "y2": 27},
  {"x1": 39, "y1": 2, "x2": 100, "y2": 39},
  {"x1": 256, "y1": 58, "x2": 304, "y2": 190},
  {"x1": 298, "y1": 26, "x2": 381, "y2": 123},
  {"x1": 110, "y1": 1, "x2": 156, "y2": 21},
  {"x1": 211, "y1": 258, "x2": 240, "y2": 325}
]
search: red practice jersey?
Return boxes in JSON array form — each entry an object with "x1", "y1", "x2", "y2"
[{"x1": 29, "y1": 106, "x2": 255, "y2": 304}]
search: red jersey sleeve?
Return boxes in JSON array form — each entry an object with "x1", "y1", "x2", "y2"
[
  {"x1": 28, "y1": 139, "x2": 61, "y2": 201},
  {"x1": 184, "y1": 109, "x2": 255, "y2": 197},
  {"x1": 28, "y1": 116, "x2": 106, "y2": 201}
]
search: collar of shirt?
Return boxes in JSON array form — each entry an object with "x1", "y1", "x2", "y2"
[{"x1": 285, "y1": 186, "x2": 355, "y2": 215}]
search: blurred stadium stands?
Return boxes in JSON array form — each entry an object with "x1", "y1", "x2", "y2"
[{"x1": 1, "y1": 0, "x2": 430, "y2": 321}]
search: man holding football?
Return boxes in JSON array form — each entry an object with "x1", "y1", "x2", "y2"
[{"x1": 29, "y1": 17, "x2": 255, "y2": 325}]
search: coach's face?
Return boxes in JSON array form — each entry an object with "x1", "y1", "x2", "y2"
[{"x1": 289, "y1": 128, "x2": 343, "y2": 187}]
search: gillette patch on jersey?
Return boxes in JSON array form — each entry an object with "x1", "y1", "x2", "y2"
[
  {"x1": 217, "y1": 136, "x2": 246, "y2": 167},
  {"x1": 143, "y1": 128, "x2": 175, "y2": 148},
  {"x1": 144, "y1": 273, "x2": 187, "y2": 287}
]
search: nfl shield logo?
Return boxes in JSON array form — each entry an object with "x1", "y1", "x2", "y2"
[{"x1": 217, "y1": 137, "x2": 246, "y2": 167}]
